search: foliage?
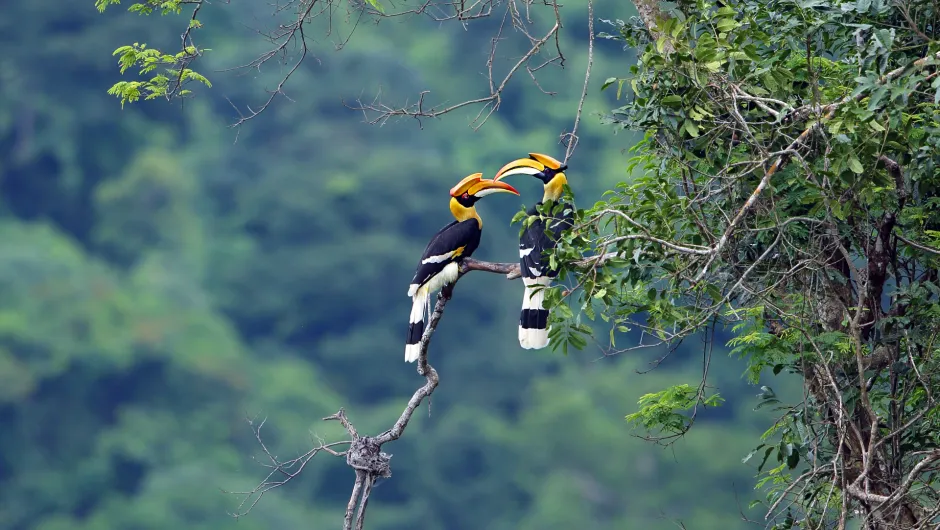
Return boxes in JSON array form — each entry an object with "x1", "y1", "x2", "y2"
[
  {"x1": 547, "y1": 0, "x2": 940, "y2": 527},
  {"x1": 96, "y1": 0, "x2": 208, "y2": 105},
  {"x1": 625, "y1": 384, "x2": 725, "y2": 438},
  {"x1": 107, "y1": 43, "x2": 211, "y2": 106}
]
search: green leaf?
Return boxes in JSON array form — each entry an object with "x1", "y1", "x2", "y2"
[
  {"x1": 715, "y1": 18, "x2": 739, "y2": 33},
  {"x1": 742, "y1": 444, "x2": 766, "y2": 464},
  {"x1": 364, "y1": 0, "x2": 385, "y2": 11},
  {"x1": 848, "y1": 156, "x2": 864, "y2": 174},
  {"x1": 661, "y1": 95, "x2": 683, "y2": 107},
  {"x1": 703, "y1": 61, "x2": 723, "y2": 72},
  {"x1": 868, "y1": 85, "x2": 889, "y2": 110}
]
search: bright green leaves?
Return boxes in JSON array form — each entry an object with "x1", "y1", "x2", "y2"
[
  {"x1": 97, "y1": 1, "x2": 209, "y2": 106},
  {"x1": 847, "y1": 156, "x2": 864, "y2": 174},
  {"x1": 601, "y1": 76, "x2": 629, "y2": 99},
  {"x1": 106, "y1": 43, "x2": 210, "y2": 107},
  {"x1": 363, "y1": 0, "x2": 385, "y2": 14},
  {"x1": 94, "y1": 0, "x2": 122, "y2": 11},
  {"x1": 661, "y1": 94, "x2": 683, "y2": 107},
  {"x1": 113, "y1": 43, "x2": 192, "y2": 76},
  {"x1": 625, "y1": 384, "x2": 725, "y2": 440},
  {"x1": 95, "y1": 0, "x2": 189, "y2": 15}
]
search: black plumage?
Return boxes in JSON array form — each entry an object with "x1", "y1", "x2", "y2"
[
  {"x1": 519, "y1": 201, "x2": 574, "y2": 280},
  {"x1": 405, "y1": 218, "x2": 481, "y2": 347},
  {"x1": 492, "y1": 152, "x2": 573, "y2": 350},
  {"x1": 517, "y1": 200, "x2": 574, "y2": 343},
  {"x1": 409, "y1": 219, "x2": 481, "y2": 292}
]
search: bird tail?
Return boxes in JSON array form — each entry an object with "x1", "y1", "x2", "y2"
[
  {"x1": 519, "y1": 277, "x2": 552, "y2": 349},
  {"x1": 405, "y1": 284, "x2": 430, "y2": 362}
]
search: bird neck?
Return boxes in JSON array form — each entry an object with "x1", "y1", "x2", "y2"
[
  {"x1": 543, "y1": 173, "x2": 567, "y2": 203},
  {"x1": 450, "y1": 197, "x2": 483, "y2": 228}
]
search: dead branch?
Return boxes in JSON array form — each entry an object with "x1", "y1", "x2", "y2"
[
  {"x1": 224, "y1": 416, "x2": 350, "y2": 519},
  {"x1": 346, "y1": 0, "x2": 564, "y2": 130},
  {"x1": 223, "y1": 0, "x2": 328, "y2": 127},
  {"x1": 561, "y1": 0, "x2": 594, "y2": 164}
]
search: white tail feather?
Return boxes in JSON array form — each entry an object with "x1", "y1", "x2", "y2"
[
  {"x1": 405, "y1": 286, "x2": 429, "y2": 362},
  {"x1": 521, "y1": 277, "x2": 551, "y2": 309},
  {"x1": 404, "y1": 263, "x2": 460, "y2": 362},
  {"x1": 404, "y1": 343, "x2": 421, "y2": 362},
  {"x1": 519, "y1": 326, "x2": 549, "y2": 349},
  {"x1": 410, "y1": 286, "x2": 428, "y2": 324},
  {"x1": 519, "y1": 277, "x2": 551, "y2": 349}
]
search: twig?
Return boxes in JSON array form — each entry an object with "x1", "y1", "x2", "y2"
[
  {"x1": 562, "y1": 0, "x2": 594, "y2": 164},
  {"x1": 348, "y1": 11, "x2": 562, "y2": 128},
  {"x1": 226, "y1": 0, "x2": 321, "y2": 127},
  {"x1": 895, "y1": 232, "x2": 940, "y2": 257}
]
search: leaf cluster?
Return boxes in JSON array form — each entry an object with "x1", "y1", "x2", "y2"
[{"x1": 550, "y1": 0, "x2": 940, "y2": 525}]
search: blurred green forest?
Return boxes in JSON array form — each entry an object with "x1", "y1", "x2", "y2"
[{"x1": 0, "y1": 2, "x2": 799, "y2": 529}]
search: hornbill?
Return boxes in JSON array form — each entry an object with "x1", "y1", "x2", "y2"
[
  {"x1": 493, "y1": 153, "x2": 573, "y2": 349},
  {"x1": 404, "y1": 173, "x2": 520, "y2": 362}
]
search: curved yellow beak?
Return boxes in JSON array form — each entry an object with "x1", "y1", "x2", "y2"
[
  {"x1": 450, "y1": 173, "x2": 520, "y2": 198},
  {"x1": 469, "y1": 179, "x2": 520, "y2": 197},
  {"x1": 493, "y1": 152, "x2": 566, "y2": 181}
]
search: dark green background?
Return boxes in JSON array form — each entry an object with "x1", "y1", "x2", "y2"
[{"x1": 0, "y1": 2, "x2": 796, "y2": 528}]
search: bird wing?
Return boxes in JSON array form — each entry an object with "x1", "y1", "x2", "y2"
[
  {"x1": 519, "y1": 201, "x2": 573, "y2": 279},
  {"x1": 410, "y1": 219, "x2": 481, "y2": 288}
]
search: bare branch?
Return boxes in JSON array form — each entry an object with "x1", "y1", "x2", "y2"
[
  {"x1": 346, "y1": 0, "x2": 564, "y2": 128},
  {"x1": 895, "y1": 232, "x2": 940, "y2": 257},
  {"x1": 562, "y1": 0, "x2": 594, "y2": 164},
  {"x1": 223, "y1": 0, "x2": 326, "y2": 127},
  {"x1": 224, "y1": 415, "x2": 349, "y2": 519},
  {"x1": 344, "y1": 4, "x2": 561, "y2": 129},
  {"x1": 590, "y1": 209, "x2": 713, "y2": 255}
]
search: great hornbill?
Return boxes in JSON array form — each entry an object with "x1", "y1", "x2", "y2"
[
  {"x1": 493, "y1": 153, "x2": 573, "y2": 349},
  {"x1": 404, "y1": 173, "x2": 520, "y2": 362}
]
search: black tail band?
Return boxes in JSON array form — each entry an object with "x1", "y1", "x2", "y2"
[
  {"x1": 407, "y1": 320, "x2": 426, "y2": 346},
  {"x1": 520, "y1": 309, "x2": 549, "y2": 330}
]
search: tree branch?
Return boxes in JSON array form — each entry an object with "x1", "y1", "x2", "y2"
[
  {"x1": 562, "y1": 0, "x2": 594, "y2": 164},
  {"x1": 895, "y1": 232, "x2": 940, "y2": 257}
]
